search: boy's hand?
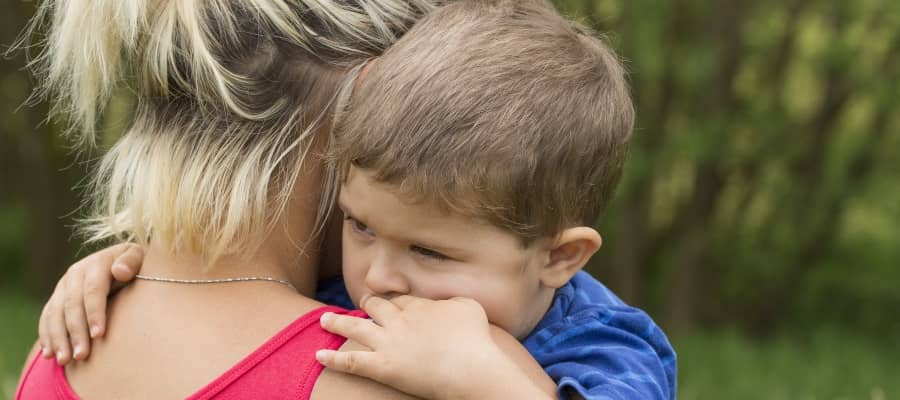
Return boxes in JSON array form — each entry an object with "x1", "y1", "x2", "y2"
[
  {"x1": 38, "y1": 243, "x2": 143, "y2": 365},
  {"x1": 317, "y1": 295, "x2": 553, "y2": 400}
]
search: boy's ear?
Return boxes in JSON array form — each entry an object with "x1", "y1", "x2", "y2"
[{"x1": 540, "y1": 227, "x2": 602, "y2": 289}]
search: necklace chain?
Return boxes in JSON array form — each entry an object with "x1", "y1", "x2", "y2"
[{"x1": 134, "y1": 274, "x2": 297, "y2": 291}]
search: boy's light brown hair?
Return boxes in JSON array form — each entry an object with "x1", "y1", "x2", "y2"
[{"x1": 334, "y1": 0, "x2": 634, "y2": 242}]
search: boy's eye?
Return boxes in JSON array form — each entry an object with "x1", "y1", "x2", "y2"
[
  {"x1": 346, "y1": 216, "x2": 374, "y2": 236},
  {"x1": 410, "y1": 245, "x2": 449, "y2": 261}
]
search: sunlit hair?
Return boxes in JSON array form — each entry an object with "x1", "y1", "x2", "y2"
[
  {"x1": 21, "y1": 0, "x2": 441, "y2": 261},
  {"x1": 334, "y1": 0, "x2": 634, "y2": 243}
]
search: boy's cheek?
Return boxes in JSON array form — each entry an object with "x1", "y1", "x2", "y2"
[
  {"x1": 478, "y1": 306, "x2": 524, "y2": 338},
  {"x1": 476, "y1": 294, "x2": 541, "y2": 339}
]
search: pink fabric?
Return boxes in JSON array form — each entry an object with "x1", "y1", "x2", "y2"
[{"x1": 16, "y1": 306, "x2": 364, "y2": 400}]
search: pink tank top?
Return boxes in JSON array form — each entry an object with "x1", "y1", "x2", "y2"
[{"x1": 16, "y1": 306, "x2": 365, "y2": 399}]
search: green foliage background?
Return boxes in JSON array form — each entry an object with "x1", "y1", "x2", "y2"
[
  {"x1": 1, "y1": 0, "x2": 898, "y2": 398},
  {"x1": 555, "y1": 0, "x2": 900, "y2": 336}
]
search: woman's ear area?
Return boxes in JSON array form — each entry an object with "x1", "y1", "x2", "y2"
[{"x1": 540, "y1": 227, "x2": 602, "y2": 289}]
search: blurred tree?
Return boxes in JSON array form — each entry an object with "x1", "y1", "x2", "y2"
[
  {"x1": 1, "y1": 0, "x2": 84, "y2": 297},
  {"x1": 556, "y1": 0, "x2": 900, "y2": 334}
]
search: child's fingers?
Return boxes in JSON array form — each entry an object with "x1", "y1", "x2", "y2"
[
  {"x1": 360, "y1": 296, "x2": 400, "y2": 325},
  {"x1": 448, "y1": 296, "x2": 479, "y2": 305},
  {"x1": 320, "y1": 312, "x2": 383, "y2": 348},
  {"x1": 63, "y1": 270, "x2": 91, "y2": 361},
  {"x1": 47, "y1": 296, "x2": 72, "y2": 365},
  {"x1": 83, "y1": 262, "x2": 112, "y2": 339},
  {"x1": 315, "y1": 349, "x2": 386, "y2": 382},
  {"x1": 43, "y1": 269, "x2": 78, "y2": 364},
  {"x1": 38, "y1": 292, "x2": 60, "y2": 359},
  {"x1": 448, "y1": 296, "x2": 486, "y2": 312},
  {"x1": 387, "y1": 295, "x2": 421, "y2": 310}
]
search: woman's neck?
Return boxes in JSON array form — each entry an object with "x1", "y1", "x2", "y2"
[
  {"x1": 139, "y1": 158, "x2": 330, "y2": 297},
  {"x1": 140, "y1": 232, "x2": 320, "y2": 298}
]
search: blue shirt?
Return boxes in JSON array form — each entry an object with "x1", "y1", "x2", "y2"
[{"x1": 316, "y1": 271, "x2": 676, "y2": 400}]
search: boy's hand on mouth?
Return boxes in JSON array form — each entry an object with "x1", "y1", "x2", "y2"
[{"x1": 316, "y1": 295, "x2": 548, "y2": 400}]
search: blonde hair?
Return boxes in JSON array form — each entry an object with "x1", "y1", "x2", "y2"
[
  {"x1": 334, "y1": 0, "x2": 634, "y2": 242},
  {"x1": 22, "y1": 0, "x2": 441, "y2": 261}
]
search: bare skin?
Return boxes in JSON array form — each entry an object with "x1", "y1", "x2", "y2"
[
  {"x1": 29, "y1": 243, "x2": 556, "y2": 399},
  {"x1": 28, "y1": 199, "x2": 556, "y2": 399}
]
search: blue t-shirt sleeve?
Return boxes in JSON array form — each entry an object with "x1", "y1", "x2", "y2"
[
  {"x1": 535, "y1": 309, "x2": 675, "y2": 400},
  {"x1": 524, "y1": 272, "x2": 677, "y2": 400},
  {"x1": 315, "y1": 277, "x2": 356, "y2": 309}
]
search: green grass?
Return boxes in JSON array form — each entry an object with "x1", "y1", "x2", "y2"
[
  {"x1": 1, "y1": 292, "x2": 897, "y2": 400},
  {"x1": 675, "y1": 330, "x2": 899, "y2": 400}
]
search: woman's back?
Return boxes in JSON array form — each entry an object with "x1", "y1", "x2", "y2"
[{"x1": 65, "y1": 281, "x2": 324, "y2": 398}]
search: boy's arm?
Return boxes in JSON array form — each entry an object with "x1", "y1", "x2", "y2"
[
  {"x1": 488, "y1": 325, "x2": 558, "y2": 398},
  {"x1": 317, "y1": 295, "x2": 556, "y2": 400}
]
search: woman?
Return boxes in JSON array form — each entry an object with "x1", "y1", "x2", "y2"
[{"x1": 16, "y1": 0, "x2": 552, "y2": 398}]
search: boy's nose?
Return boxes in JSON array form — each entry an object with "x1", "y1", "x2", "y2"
[{"x1": 364, "y1": 256, "x2": 410, "y2": 297}]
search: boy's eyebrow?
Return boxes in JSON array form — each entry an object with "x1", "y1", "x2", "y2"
[
  {"x1": 410, "y1": 240, "x2": 467, "y2": 257},
  {"x1": 404, "y1": 230, "x2": 470, "y2": 256}
]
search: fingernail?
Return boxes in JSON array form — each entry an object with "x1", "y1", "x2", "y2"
[
  {"x1": 56, "y1": 352, "x2": 66, "y2": 363},
  {"x1": 90, "y1": 325, "x2": 101, "y2": 338},
  {"x1": 315, "y1": 350, "x2": 328, "y2": 362},
  {"x1": 320, "y1": 312, "x2": 334, "y2": 326},
  {"x1": 112, "y1": 262, "x2": 127, "y2": 271},
  {"x1": 73, "y1": 345, "x2": 83, "y2": 358},
  {"x1": 41, "y1": 347, "x2": 51, "y2": 358}
]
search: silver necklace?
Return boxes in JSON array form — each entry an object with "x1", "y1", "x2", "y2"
[{"x1": 134, "y1": 274, "x2": 297, "y2": 291}]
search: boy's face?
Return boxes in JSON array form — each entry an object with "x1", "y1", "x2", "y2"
[{"x1": 338, "y1": 167, "x2": 557, "y2": 339}]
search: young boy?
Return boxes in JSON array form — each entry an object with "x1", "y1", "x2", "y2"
[
  {"x1": 316, "y1": 1, "x2": 675, "y2": 398},
  {"x1": 39, "y1": 1, "x2": 676, "y2": 399}
]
